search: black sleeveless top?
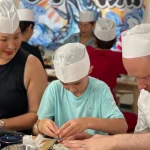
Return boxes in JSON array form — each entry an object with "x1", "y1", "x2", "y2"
[{"x1": 0, "y1": 49, "x2": 29, "y2": 119}]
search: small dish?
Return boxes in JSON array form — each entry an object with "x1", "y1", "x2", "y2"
[{"x1": 0, "y1": 134, "x2": 22, "y2": 148}]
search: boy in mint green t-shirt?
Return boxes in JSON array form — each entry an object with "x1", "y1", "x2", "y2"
[{"x1": 37, "y1": 43, "x2": 127, "y2": 138}]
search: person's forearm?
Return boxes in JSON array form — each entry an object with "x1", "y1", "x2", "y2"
[
  {"x1": 85, "y1": 117, "x2": 128, "y2": 134},
  {"x1": 2, "y1": 112, "x2": 37, "y2": 131},
  {"x1": 112, "y1": 133, "x2": 150, "y2": 150}
]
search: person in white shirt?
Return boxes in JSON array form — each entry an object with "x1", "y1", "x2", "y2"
[
  {"x1": 134, "y1": 90, "x2": 150, "y2": 133},
  {"x1": 63, "y1": 23, "x2": 150, "y2": 150}
]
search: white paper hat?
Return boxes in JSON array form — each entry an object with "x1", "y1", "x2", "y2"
[
  {"x1": 94, "y1": 18, "x2": 116, "y2": 41},
  {"x1": 17, "y1": 9, "x2": 34, "y2": 22},
  {"x1": 0, "y1": 0, "x2": 19, "y2": 34},
  {"x1": 53, "y1": 43, "x2": 90, "y2": 83},
  {"x1": 122, "y1": 24, "x2": 150, "y2": 58},
  {"x1": 79, "y1": 10, "x2": 94, "y2": 22}
]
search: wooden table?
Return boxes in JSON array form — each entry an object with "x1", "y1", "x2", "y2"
[{"x1": 115, "y1": 78, "x2": 139, "y2": 114}]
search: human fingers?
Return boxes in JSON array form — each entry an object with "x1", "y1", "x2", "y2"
[
  {"x1": 43, "y1": 125, "x2": 58, "y2": 138},
  {"x1": 58, "y1": 122, "x2": 71, "y2": 135},
  {"x1": 64, "y1": 140, "x2": 86, "y2": 149}
]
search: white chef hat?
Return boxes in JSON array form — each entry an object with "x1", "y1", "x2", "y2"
[
  {"x1": 94, "y1": 18, "x2": 116, "y2": 41},
  {"x1": 17, "y1": 9, "x2": 34, "y2": 22},
  {"x1": 52, "y1": 43, "x2": 90, "y2": 83},
  {"x1": 0, "y1": 0, "x2": 19, "y2": 34},
  {"x1": 79, "y1": 10, "x2": 94, "y2": 22},
  {"x1": 122, "y1": 24, "x2": 150, "y2": 58}
]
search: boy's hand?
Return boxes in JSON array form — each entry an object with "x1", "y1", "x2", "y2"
[
  {"x1": 58, "y1": 118, "x2": 88, "y2": 138},
  {"x1": 38, "y1": 119, "x2": 59, "y2": 138}
]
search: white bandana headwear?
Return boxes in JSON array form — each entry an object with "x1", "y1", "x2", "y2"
[
  {"x1": 94, "y1": 18, "x2": 116, "y2": 41},
  {"x1": 53, "y1": 43, "x2": 90, "y2": 83},
  {"x1": 122, "y1": 24, "x2": 150, "y2": 58},
  {"x1": 0, "y1": 0, "x2": 19, "y2": 34},
  {"x1": 79, "y1": 10, "x2": 94, "y2": 22},
  {"x1": 17, "y1": 9, "x2": 34, "y2": 22}
]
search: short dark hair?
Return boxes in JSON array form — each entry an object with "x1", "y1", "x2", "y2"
[
  {"x1": 78, "y1": 21, "x2": 95, "y2": 25},
  {"x1": 89, "y1": 21, "x2": 95, "y2": 25},
  {"x1": 94, "y1": 35, "x2": 116, "y2": 49},
  {"x1": 19, "y1": 21, "x2": 35, "y2": 33}
]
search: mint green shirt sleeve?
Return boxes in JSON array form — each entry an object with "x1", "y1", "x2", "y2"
[
  {"x1": 38, "y1": 82, "x2": 55, "y2": 120},
  {"x1": 100, "y1": 84, "x2": 124, "y2": 119}
]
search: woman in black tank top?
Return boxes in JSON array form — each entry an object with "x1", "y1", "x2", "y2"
[{"x1": 0, "y1": 0, "x2": 47, "y2": 134}]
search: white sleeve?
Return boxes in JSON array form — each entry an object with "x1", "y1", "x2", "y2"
[{"x1": 134, "y1": 90, "x2": 150, "y2": 133}]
